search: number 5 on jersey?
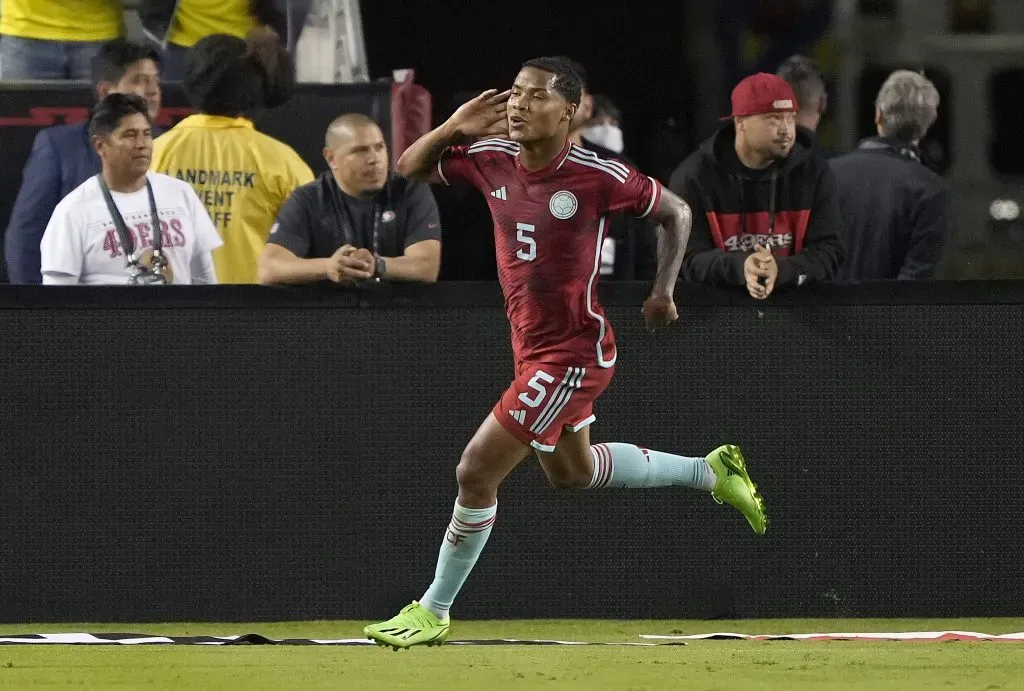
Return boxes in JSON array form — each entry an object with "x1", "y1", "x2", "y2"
[
  {"x1": 516, "y1": 222, "x2": 536, "y2": 262},
  {"x1": 518, "y1": 369, "x2": 554, "y2": 407}
]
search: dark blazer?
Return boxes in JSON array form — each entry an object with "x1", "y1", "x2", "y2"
[{"x1": 4, "y1": 124, "x2": 100, "y2": 284}]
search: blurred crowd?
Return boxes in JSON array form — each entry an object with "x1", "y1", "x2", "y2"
[
  {"x1": 0, "y1": 0, "x2": 949, "y2": 294},
  {"x1": 0, "y1": 0, "x2": 310, "y2": 80}
]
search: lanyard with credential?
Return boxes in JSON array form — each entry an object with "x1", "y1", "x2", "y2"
[
  {"x1": 337, "y1": 189, "x2": 382, "y2": 256},
  {"x1": 97, "y1": 174, "x2": 164, "y2": 272},
  {"x1": 370, "y1": 206, "x2": 381, "y2": 257}
]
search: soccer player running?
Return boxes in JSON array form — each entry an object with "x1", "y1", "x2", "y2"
[{"x1": 365, "y1": 57, "x2": 767, "y2": 650}]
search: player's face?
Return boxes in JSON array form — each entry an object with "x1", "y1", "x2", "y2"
[
  {"x1": 100, "y1": 59, "x2": 162, "y2": 121},
  {"x1": 739, "y1": 111, "x2": 796, "y2": 160},
  {"x1": 327, "y1": 124, "x2": 389, "y2": 195},
  {"x1": 95, "y1": 112, "x2": 153, "y2": 178},
  {"x1": 507, "y1": 67, "x2": 577, "y2": 143}
]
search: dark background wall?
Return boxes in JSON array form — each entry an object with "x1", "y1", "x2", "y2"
[
  {"x1": 1, "y1": 282, "x2": 1022, "y2": 622},
  {"x1": 361, "y1": 1, "x2": 696, "y2": 182}
]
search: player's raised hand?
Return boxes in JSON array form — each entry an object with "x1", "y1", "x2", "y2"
[
  {"x1": 642, "y1": 294, "x2": 679, "y2": 332},
  {"x1": 450, "y1": 89, "x2": 511, "y2": 138}
]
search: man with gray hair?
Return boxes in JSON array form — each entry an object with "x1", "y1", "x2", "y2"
[{"x1": 829, "y1": 70, "x2": 949, "y2": 281}]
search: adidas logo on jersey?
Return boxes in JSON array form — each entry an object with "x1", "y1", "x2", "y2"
[
  {"x1": 490, "y1": 186, "x2": 508, "y2": 201},
  {"x1": 509, "y1": 409, "x2": 526, "y2": 425}
]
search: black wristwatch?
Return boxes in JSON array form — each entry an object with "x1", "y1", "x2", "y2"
[{"x1": 373, "y1": 255, "x2": 386, "y2": 279}]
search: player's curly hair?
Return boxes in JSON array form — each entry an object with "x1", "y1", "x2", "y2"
[
  {"x1": 521, "y1": 56, "x2": 584, "y2": 106},
  {"x1": 183, "y1": 28, "x2": 295, "y2": 117}
]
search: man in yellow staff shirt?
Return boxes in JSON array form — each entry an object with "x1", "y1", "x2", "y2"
[
  {"x1": 0, "y1": 0, "x2": 123, "y2": 79},
  {"x1": 150, "y1": 31, "x2": 313, "y2": 284}
]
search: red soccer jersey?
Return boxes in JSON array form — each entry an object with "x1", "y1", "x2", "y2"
[{"x1": 438, "y1": 138, "x2": 662, "y2": 368}]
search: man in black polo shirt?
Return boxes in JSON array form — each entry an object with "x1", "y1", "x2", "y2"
[{"x1": 257, "y1": 113, "x2": 442, "y2": 284}]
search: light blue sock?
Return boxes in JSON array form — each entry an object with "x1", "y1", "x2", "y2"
[
  {"x1": 588, "y1": 442, "x2": 716, "y2": 490},
  {"x1": 420, "y1": 500, "x2": 496, "y2": 620}
]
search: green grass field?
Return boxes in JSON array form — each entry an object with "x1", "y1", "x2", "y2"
[{"x1": 1, "y1": 619, "x2": 1023, "y2": 690}]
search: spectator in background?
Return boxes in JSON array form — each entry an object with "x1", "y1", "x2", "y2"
[
  {"x1": 253, "y1": 0, "x2": 313, "y2": 54},
  {"x1": 576, "y1": 92, "x2": 657, "y2": 279},
  {"x1": 139, "y1": 0, "x2": 312, "y2": 81},
  {"x1": 669, "y1": 73, "x2": 843, "y2": 299},
  {"x1": 258, "y1": 114, "x2": 441, "y2": 285},
  {"x1": 830, "y1": 70, "x2": 949, "y2": 281},
  {"x1": 5, "y1": 39, "x2": 162, "y2": 284},
  {"x1": 560, "y1": 58, "x2": 656, "y2": 281},
  {"x1": 40, "y1": 94, "x2": 221, "y2": 285},
  {"x1": 0, "y1": 0, "x2": 123, "y2": 79},
  {"x1": 581, "y1": 95, "x2": 624, "y2": 155},
  {"x1": 563, "y1": 59, "x2": 626, "y2": 162},
  {"x1": 150, "y1": 30, "x2": 314, "y2": 284},
  {"x1": 776, "y1": 55, "x2": 828, "y2": 134}
]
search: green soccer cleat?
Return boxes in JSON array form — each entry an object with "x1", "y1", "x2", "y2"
[
  {"x1": 705, "y1": 444, "x2": 767, "y2": 535},
  {"x1": 364, "y1": 601, "x2": 450, "y2": 650}
]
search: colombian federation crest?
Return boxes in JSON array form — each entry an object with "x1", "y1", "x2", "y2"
[{"x1": 549, "y1": 191, "x2": 578, "y2": 220}]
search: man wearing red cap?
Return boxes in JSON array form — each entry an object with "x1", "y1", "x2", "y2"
[{"x1": 669, "y1": 73, "x2": 844, "y2": 298}]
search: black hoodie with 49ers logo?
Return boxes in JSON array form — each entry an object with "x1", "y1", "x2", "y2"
[{"x1": 668, "y1": 123, "x2": 845, "y2": 288}]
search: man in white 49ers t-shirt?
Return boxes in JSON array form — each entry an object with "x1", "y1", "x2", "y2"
[{"x1": 41, "y1": 94, "x2": 222, "y2": 285}]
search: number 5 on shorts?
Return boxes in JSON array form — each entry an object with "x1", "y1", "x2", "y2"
[{"x1": 518, "y1": 369, "x2": 554, "y2": 408}]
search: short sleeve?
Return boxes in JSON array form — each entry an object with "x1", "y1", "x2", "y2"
[
  {"x1": 265, "y1": 188, "x2": 313, "y2": 257},
  {"x1": 272, "y1": 146, "x2": 316, "y2": 210},
  {"x1": 284, "y1": 147, "x2": 316, "y2": 189},
  {"x1": 39, "y1": 200, "x2": 83, "y2": 281},
  {"x1": 183, "y1": 184, "x2": 224, "y2": 254},
  {"x1": 437, "y1": 144, "x2": 488, "y2": 189},
  {"x1": 605, "y1": 166, "x2": 663, "y2": 218},
  {"x1": 400, "y1": 182, "x2": 442, "y2": 248}
]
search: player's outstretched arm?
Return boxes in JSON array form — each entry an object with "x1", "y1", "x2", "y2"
[
  {"x1": 641, "y1": 188, "x2": 693, "y2": 330},
  {"x1": 395, "y1": 89, "x2": 510, "y2": 184}
]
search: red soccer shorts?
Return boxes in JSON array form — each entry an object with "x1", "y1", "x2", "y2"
[{"x1": 493, "y1": 360, "x2": 615, "y2": 452}]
